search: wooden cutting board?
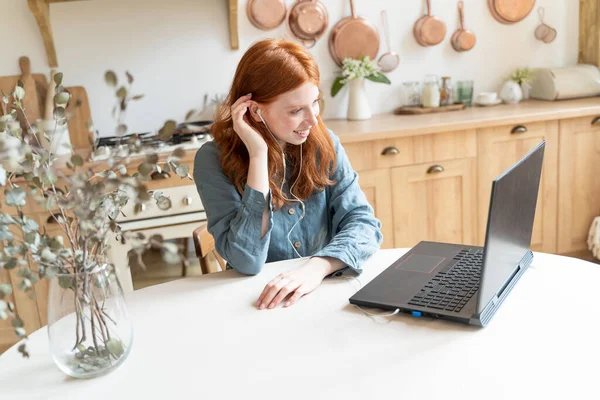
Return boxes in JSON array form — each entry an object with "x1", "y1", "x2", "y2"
[
  {"x1": 394, "y1": 103, "x2": 466, "y2": 115},
  {"x1": 0, "y1": 73, "x2": 47, "y2": 122},
  {"x1": 65, "y1": 86, "x2": 95, "y2": 150},
  {"x1": 18, "y1": 57, "x2": 44, "y2": 127}
]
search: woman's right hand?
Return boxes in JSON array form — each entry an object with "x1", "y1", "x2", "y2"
[{"x1": 231, "y1": 94, "x2": 268, "y2": 157}]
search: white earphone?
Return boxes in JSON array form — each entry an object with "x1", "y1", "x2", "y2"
[{"x1": 256, "y1": 108, "x2": 306, "y2": 258}]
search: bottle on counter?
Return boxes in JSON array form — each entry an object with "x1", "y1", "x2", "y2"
[
  {"x1": 422, "y1": 75, "x2": 440, "y2": 108},
  {"x1": 440, "y1": 76, "x2": 454, "y2": 106}
]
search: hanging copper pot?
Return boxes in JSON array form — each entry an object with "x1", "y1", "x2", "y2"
[
  {"x1": 328, "y1": 0, "x2": 380, "y2": 67},
  {"x1": 413, "y1": 0, "x2": 446, "y2": 47},
  {"x1": 488, "y1": 0, "x2": 536, "y2": 24},
  {"x1": 247, "y1": 0, "x2": 287, "y2": 31},
  {"x1": 287, "y1": 0, "x2": 329, "y2": 48}
]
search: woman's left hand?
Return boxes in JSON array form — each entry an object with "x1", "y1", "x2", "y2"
[{"x1": 256, "y1": 258, "x2": 339, "y2": 309}]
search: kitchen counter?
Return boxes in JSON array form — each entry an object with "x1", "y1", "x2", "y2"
[{"x1": 325, "y1": 97, "x2": 600, "y2": 143}]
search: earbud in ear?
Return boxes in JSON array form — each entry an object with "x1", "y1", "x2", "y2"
[{"x1": 256, "y1": 108, "x2": 261, "y2": 116}]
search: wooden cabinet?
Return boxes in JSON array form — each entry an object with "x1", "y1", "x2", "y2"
[
  {"x1": 476, "y1": 120, "x2": 559, "y2": 253},
  {"x1": 558, "y1": 115, "x2": 600, "y2": 253},
  {"x1": 391, "y1": 158, "x2": 477, "y2": 248},
  {"x1": 357, "y1": 169, "x2": 393, "y2": 249}
]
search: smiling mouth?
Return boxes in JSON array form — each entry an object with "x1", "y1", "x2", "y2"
[{"x1": 293, "y1": 129, "x2": 310, "y2": 135}]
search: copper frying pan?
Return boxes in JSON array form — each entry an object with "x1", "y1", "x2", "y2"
[
  {"x1": 287, "y1": 0, "x2": 329, "y2": 48},
  {"x1": 451, "y1": 1, "x2": 476, "y2": 52},
  {"x1": 247, "y1": 0, "x2": 287, "y2": 30},
  {"x1": 328, "y1": 0, "x2": 380, "y2": 67},
  {"x1": 488, "y1": 0, "x2": 536, "y2": 24},
  {"x1": 413, "y1": 0, "x2": 446, "y2": 47}
]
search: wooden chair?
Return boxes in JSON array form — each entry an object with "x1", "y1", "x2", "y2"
[{"x1": 192, "y1": 224, "x2": 227, "y2": 274}]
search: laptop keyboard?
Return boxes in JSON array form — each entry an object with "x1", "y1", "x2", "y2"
[{"x1": 407, "y1": 248, "x2": 483, "y2": 313}]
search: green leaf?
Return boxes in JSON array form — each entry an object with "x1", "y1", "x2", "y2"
[
  {"x1": 0, "y1": 284, "x2": 11, "y2": 298},
  {"x1": 116, "y1": 86, "x2": 127, "y2": 99},
  {"x1": 11, "y1": 315, "x2": 23, "y2": 328},
  {"x1": 138, "y1": 163, "x2": 153, "y2": 176},
  {"x1": 366, "y1": 72, "x2": 391, "y2": 84},
  {"x1": 5, "y1": 187, "x2": 26, "y2": 206},
  {"x1": 331, "y1": 77, "x2": 345, "y2": 97},
  {"x1": 106, "y1": 339, "x2": 124, "y2": 357},
  {"x1": 18, "y1": 343, "x2": 29, "y2": 358},
  {"x1": 126, "y1": 71, "x2": 134, "y2": 84},
  {"x1": 105, "y1": 71, "x2": 118, "y2": 87},
  {"x1": 53, "y1": 72, "x2": 63, "y2": 86},
  {"x1": 158, "y1": 120, "x2": 177, "y2": 141},
  {"x1": 71, "y1": 154, "x2": 84, "y2": 166},
  {"x1": 54, "y1": 92, "x2": 70, "y2": 105},
  {"x1": 175, "y1": 164, "x2": 189, "y2": 177},
  {"x1": 132, "y1": 94, "x2": 144, "y2": 101},
  {"x1": 0, "y1": 227, "x2": 12, "y2": 241},
  {"x1": 58, "y1": 275, "x2": 74, "y2": 289},
  {"x1": 53, "y1": 106, "x2": 65, "y2": 119},
  {"x1": 15, "y1": 327, "x2": 26, "y2": 338},
  {"x1": 41, "y1": 247, "x2": 57, "y2": 262},
  {"x1": 14, "y1": 86, "x2": 25, "y2": 101}
]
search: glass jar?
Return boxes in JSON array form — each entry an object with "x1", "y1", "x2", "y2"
[
  {"x1": 440, "y1": 76, "x2": 454, "y2": 106},
  {"x1": 47, "y1": 263, "x2": 133, "y2": 378},
  {"x1": 422, "y1": 75, "x2": 440, "y2": 108},
  {"x1": 402, "y1": 81, "x2": 421, "y2": 106}
]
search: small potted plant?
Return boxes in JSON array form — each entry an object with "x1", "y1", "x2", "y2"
[{"x1": 331, "y1": 56, "x2": 391, "y2": 120}]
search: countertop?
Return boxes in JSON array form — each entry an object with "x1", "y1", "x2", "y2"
[{"x1": 325, "y1": 97, "x2": 600, "y2": 143}]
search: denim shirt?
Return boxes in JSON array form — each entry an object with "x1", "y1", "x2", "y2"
[{"x1": 193, "y1": 130, "x2": 383, "y2": 276}]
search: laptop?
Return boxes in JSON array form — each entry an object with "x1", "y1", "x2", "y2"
[{"x1": 349, "y1": 141, "x2": 546, "y2": 327}]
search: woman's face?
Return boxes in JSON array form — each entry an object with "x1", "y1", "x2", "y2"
[{"x1": 256, "y1": 82, "x2": 321, "y2": 148}]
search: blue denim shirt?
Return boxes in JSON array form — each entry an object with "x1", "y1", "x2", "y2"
[{"x1": 193, "y1": 130, "x2": 382, "y2": 276}]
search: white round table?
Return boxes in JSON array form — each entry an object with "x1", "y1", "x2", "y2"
[{"x1": 1, "y1": 249, "x2": 599, "y2": 399}]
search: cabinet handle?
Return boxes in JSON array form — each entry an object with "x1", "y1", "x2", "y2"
[
  {"x1": 151, "y1": 171, "x2": 171, "y2": 180},
  {"x1": 427, "y1": 165, "x2": 444, "y2": 174},
  {"x1": 511, "y1": 125, "x2": 527, "y2": 134},
  {"x1": 381, "y1": 146, "x2": 399, "y2": 156},
  {"x1": 591, "y1": 116, "x2": 600, "y2": 126}
]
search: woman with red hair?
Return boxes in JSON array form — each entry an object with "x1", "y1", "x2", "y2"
[{"x1": 194, "y1": 39, "x2": 382, "y2": 310}]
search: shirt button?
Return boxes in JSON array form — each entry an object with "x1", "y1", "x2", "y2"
[
  {"x1": 294, "y1": 241, "x2": 301, "y2": 248},
  {"x1": 288, "y1": 208, "x2": 295, "y2": 215}
]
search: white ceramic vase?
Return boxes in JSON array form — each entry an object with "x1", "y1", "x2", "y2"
[
  {"x1": 347, "y1": 78, "x2": 371, "y2": 120},
  {"x1": 499, "y1": 81, "x2": 523, "y2": 104}
]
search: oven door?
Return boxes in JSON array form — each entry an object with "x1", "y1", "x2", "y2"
[{"x1": 107, "y1": 211, "x2": 207, "y2": 293}]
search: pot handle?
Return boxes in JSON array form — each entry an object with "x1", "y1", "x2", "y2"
[
  {"x1": 350, "y1": 0, "x2": 355, "y2": 18},
  {"x1": 302, "y1": 38, "x2": 317, "y2": 48}
]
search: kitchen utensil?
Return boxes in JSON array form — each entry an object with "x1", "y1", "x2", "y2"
[
  {"x1": 18, "y1": 56, "x2": 44, "y2": 128},
  {"x1": 247, "y1": 0, "x2": 287, "y2": 30},
  {"x1": 530, "y1": 64, "x2": 600, "y2": 101},
  {"x1": 488, "y1": 0, "x2": 535, "y2": 24},
  {"x1": 477, "y1": 92, "x2": 498, "y2": 103},
  {"x1": 328, "y1": 0, "x2": 379, "y2": 67},
  {"x1": 228, "y1": 0, "x2": 239, "y2": 49},
  {"x1": 413, "y1": 0, "x2": 446, "y2": 47},
  {"x1": 451, "y1": 1, "x2": 476, "y2": 52},
  {"x1": 287, "y1": 0, "x2": 329, "y2": 48},
  {"x1": 44, "y1": 69, "x2": 57, "y2": 121},
  {"x1": 474, "y1": 99, "x2": 502, "y2": 107},
  {"x1": 377, "y1": 10, "x2": 399, "y2": 73},
  {"x1": 394, "y1": 103, "x2": 465, "y2": 115},
  {"x1": 534, "y1": 7, "x2": 557, "y2": 43},
  {"x1": 64, "y1": 86, "x2": 95, "y2": 150}
]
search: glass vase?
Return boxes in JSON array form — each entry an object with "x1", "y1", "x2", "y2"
[{"x1": 47, "y1": 263, "x2": 133, "y2": 378}]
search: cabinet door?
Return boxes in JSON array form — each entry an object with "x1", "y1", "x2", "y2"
[
  {"x1": 391, "y1": 158, "x2": 477, "y2": 248},
  {"x1": 558, "y1": 115, "x2": 600, "y2": 253},
  {"x1": 477, "y1": 121, "x2": 558, "y2": 253},
  {"x1": 357, "y1": 169, "x2": 393, "y2": 249}
]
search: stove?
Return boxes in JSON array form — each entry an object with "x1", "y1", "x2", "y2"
[{"x1": 90, "y1": 122, "x2": 212, "y2": 161}]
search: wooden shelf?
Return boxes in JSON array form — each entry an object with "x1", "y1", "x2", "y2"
[{"x1": 27, "y1": 0, "x2": 87, "y2": 68}]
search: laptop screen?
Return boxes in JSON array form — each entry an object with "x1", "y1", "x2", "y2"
[{"x1": 477, "y1": 141, "x2": 545, "y2": 314}]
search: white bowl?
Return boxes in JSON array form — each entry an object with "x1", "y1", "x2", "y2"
[{"x1": 477, "y1": 92, "x2": 498, "y2": 103}]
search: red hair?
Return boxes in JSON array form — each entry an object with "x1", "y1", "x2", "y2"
[{"x1": 211, "y1": 39, "x2": 336, "y2": 210}]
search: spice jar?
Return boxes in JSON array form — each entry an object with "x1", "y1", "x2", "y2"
[{"x1": 440, "y1": 76, "x2": 454, "y2": 106}]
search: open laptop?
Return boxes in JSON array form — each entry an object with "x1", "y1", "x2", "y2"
[{"x1": 350, "y1": 141, "x2": 546, "y2": 327}]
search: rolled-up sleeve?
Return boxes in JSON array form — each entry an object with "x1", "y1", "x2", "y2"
[
  {"x1": 312, "y1": 132, "x2": 383, "y2": 274},
  {"x1": 193, "y1": 142, "x2": 273, "y2": 275}
]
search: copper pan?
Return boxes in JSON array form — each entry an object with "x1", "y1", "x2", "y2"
[
  {"x1": 451, "y1": 1, "x2": 476, "y2": 52},
  {"x1": 287, "y1": 0, "x2": 329, "y2": 48},
  {"x1": 413, "y1": 0, "x2": 446, "y2": 47},
  {"x1": 328, "y1": 0, "x2": 380, "y2": 67},
  {"x1": 247, "y1": 0, "x2": 287, "y2": 31},
  {"x1": 488, "y1": 0, "x2": 535, "y2": 24}
]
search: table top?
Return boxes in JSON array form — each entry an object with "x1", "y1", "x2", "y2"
[{"x1": 1, "y1": 249, "x2": 599, "y2": 399}]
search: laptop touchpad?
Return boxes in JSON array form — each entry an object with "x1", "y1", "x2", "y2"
[{"x1": 395, "y1": 254, "x2": 446, "y2": 274}]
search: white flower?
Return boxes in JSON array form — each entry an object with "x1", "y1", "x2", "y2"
[{"x1": 339, "y1": 56, "x2": 381, "y2": 85}]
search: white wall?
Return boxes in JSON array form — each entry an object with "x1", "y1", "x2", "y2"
[{"x1": 3, "y1": 0, "x2": 579, "y2": 137}]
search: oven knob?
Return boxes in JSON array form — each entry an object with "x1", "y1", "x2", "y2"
[{"x1": 182, "y1": 196, "x2": 193, "y2": 206}]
